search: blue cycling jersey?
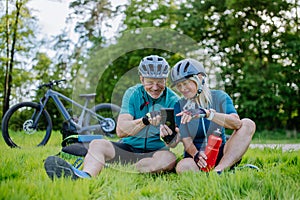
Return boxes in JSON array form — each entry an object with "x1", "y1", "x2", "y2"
[
  {"x1": 120, "y1": 84, "x2": 179, "y2": 151},
  {"x1": 174, "y1": 90, "x2": 237, "y2": 152}
]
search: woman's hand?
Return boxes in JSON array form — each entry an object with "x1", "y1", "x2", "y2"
[
  {"x1": 193, "y1": 151, "x2": 207, "y2": 168},
  {"x1": 176, "y1": 108, "x2": 207, "y2": 124}
]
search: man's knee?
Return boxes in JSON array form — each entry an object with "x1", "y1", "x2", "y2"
[
  {"x1": 88, "y1": 139, "x2": 114, "y2": 159},
  {"x1": 89, "y1": 139, "x2": 111, "y2": 149},
  {"x1": 153, "y1": 151, "x2": 177, "y2": 171}
]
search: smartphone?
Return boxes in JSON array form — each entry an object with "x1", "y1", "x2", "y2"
[{"x1": 160, "y1": 108, "x2": 177, "y2": 144}]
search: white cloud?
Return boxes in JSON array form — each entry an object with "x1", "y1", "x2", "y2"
[
  {"x1": 28, "y1": 0, "x2": 127, "y2": 41},
  {"x1": 28, "y1": 0, "x2": 70, "y2": 37}
]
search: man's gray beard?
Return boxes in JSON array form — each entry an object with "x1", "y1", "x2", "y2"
[{"x1": 146, "y1": 90, "x2": 163, "y2": 99}]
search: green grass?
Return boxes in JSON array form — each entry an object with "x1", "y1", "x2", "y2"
[
  {"x1": 1, "y1": 131, "x2": 299, "y2": 200},
  {"x1": 252, "y1": 138, "x2": 300, "y2": 144},
  {"x1": 251, "y1": 129, "x2": 299, "y2": 144}
]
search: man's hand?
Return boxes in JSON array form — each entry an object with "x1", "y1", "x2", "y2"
[
  {"x1": 176, "y1": 108, "x2": 207, "y2": 124},
  {"x1": 143, "y1": 111, "x2": 161, "y2": 126},
  {"x1": 160, "y1": 124, "x2": 180, "y2": 147}
]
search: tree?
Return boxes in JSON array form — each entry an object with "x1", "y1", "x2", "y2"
[
  {"x1": 0, "y1": 0, "x2": 38, "y2": 117},
  {"x1": 65, "y1": 0, "x2": 117, "y2": 104},
  {"x1": 0, "y1": 0, "x2": 74, "y2": 129},
  {"x1": 118, "y1": 0, "x2": 299, "y2": 131},
  {"x1": 175, "y1": 0, "x2": 299, "y2": 130}
]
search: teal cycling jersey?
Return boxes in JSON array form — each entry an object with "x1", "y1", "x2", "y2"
[{"x1": 120, "y1": 84, "x2": 179, "y2": 151}]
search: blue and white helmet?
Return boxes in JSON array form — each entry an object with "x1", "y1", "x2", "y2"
[
  {"x1": 138, "y1": 55, "x2": 169, "y2": 78},
  {"x1": 170, "y1": 58, "x2": 206, "y2": 86}
]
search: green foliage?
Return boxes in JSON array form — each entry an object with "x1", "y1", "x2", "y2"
[
  {"x1": 172, "y1": 0, "x2": 300, "y2": 131},
  {"x1": 69, "y1": 0, "x2": 114, "y2": 47},
  {"x1": 124, "y1": 0, "x2": 179, "y2": 29},
  {"x1": 0, "y1": 0, "x2": 39, "y2": 115},
  {"x1": 95, "y1": 49, "x2": 176, "y2": 105},
  {"x1": 123, "y1": 0, "x2": 299, "y2": 131},
  {"x1": 0, "y1": 0, "x2": 75, "y2": 125},
  {"x1": 75, "y1": 26, "x2": 199, "y2": 105},
  {"x1": 77, "y1": 0, "x2": 300, "y2": 132},
  {"x1": 0, "y1": 131, "x2": 299, "y2": 199},
  {"x1": 1, "y1": 0, "x2": 299, "y2": 133}
]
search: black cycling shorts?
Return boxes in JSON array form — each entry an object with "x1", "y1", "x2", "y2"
[{"x1": 108, "y1": 142, "x2": 166, "y2": 164}]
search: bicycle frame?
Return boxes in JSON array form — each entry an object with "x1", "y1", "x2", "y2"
[
  {"x1": 33, "y1": 89, "x2": 107, "y2": 134},
  {"x1": 1, "y1": 79, "x2": 120, "y2": 148}
]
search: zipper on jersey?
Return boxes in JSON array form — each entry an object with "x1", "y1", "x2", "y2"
[{"x1": 144, "y1": 100, "x2": 156, "y2": 152}]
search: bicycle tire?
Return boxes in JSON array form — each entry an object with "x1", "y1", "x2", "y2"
[
  {"x1": 1, "y1": 102, "x2": 53, "y2": 148},
  {"x1": 84, "y1": 103, "x2": 120, "y2": 135}
]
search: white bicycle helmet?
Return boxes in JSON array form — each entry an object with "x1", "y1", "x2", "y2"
[{"x1": 138, "y1": 55, "x2": 169, "y2": 78}]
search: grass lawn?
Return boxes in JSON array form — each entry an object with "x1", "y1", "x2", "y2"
[{"x1": 0, "y1": 131, "x2": 299, "y2": 200}]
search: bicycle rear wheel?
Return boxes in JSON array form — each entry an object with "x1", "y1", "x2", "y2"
[
  {"x1": 85, "y1": 103, "x2": 120, "y2": 136},
  {"x1": 1, "y1": 102, "x2": 53, "y2": 148}
]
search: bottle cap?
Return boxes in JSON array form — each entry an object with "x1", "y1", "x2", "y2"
[{"x1": 213, "y1": 128, "x2": 221, "y2": 136}]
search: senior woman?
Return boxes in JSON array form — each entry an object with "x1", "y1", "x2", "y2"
[{"x1": 168, "y1": 58, "x2": 256, "y2": 174}]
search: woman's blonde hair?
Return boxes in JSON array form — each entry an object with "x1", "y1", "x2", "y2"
[
  {"x1": 198, "y1": 82, "x2": 212, "y2": 109},
  {"x1": 191, "y1": 75, "x2": 212, "y2": 109}
]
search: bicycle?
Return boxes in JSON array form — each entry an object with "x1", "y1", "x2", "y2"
[{"x1": 1, "y1": 79, "x2": 121, "y2": 148}]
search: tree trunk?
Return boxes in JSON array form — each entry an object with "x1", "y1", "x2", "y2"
[
  {"x1": 3, "y1": 0, "x2": 10, "y2": 117},
  {"x1": 2, "y1": 0, "x2": 22, "y2": 117}
]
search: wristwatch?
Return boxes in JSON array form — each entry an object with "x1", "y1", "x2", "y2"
[
  {"x1": 193, "y1": 151, "x2": 200, "y2": 163},
  {"x1": 207, "y1": 109, "x2": 215, "y2": 120},
  {"x1": 142, "y1": 113, "x2": 151, "y2": 125}
]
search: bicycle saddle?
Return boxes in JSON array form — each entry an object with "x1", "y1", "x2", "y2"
[{"x1": 79, "y1": 93, "x2": 96, "y2": 100}]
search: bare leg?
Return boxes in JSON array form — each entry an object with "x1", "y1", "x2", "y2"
[
  {"x1": 176, "y1": 158, "x2": 199, "y2": 173},
  {"x1": 83, "y1": 139, "x2": 115, "y2": 177},
  {"x1": 214, "y1": 118, "x2": 256, "y2": 172},
  {"x1": 135, "y1": 150, "x2": 177, "y2": 173}
]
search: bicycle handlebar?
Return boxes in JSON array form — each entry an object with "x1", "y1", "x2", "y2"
[{"x1": 38, "y1": 79, "x2": 67, "y2": 89}]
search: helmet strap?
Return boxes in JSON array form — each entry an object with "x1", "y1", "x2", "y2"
[{"x1": 189, "y1": 75, "x2": 205, "y2": 97}]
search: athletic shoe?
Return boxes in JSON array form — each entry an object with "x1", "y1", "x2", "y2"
[
  {"x1": 240, "y1": 164, "x2": 260, "y2": 171},
  {"x1": 44, "y1": 156, "x2": 91, "y2": 180},
  {"x1": 216, "y1": 170, "x2": 222, "y2": 175}
]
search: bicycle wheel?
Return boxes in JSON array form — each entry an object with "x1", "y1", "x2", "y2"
[
  {"x1": 85, "y1": 103, "x2": 120, "y2": 135},
  {"x1": 1, "y1": 102, "x2": 53, "y2": 148}
]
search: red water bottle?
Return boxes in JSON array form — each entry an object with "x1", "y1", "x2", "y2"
[{"x1": 201, "y1": 129, "x2": 222, "y2": 172}]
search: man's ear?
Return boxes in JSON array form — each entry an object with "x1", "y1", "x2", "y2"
[{"x1": 140, "y1": 76, "x2": 144, "y2": 83}]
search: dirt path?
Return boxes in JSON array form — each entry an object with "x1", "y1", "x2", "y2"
[{"x1": 249, "y1": 144, "x2": 300, "y2": 152}]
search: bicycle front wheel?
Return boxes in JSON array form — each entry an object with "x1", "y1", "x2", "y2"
[{"x1": 1, "y1": 102, "x2": 53, "y2": 148}]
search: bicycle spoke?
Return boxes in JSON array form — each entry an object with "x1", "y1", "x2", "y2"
[{"x1": 2, "y1": 102, "x2": 52, "y2": 148}]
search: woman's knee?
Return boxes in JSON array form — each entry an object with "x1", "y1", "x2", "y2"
[
  {"x1": 176, "y1": 158, "x2": 198, "y2": 174},
  {"x1": 241, "y1": 118, "x2": 256, "y2": 134}
]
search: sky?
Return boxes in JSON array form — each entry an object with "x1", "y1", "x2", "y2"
[
  {"x1": 28, "y1": 0, "x2": 70, "y2": 38},
  {"x1": 28, "y1": 0, "x2": 126, "y2": 41}
]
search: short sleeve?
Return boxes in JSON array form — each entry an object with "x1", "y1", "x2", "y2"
[
  {"x1": 120, "y1": 87, "x2": 136, "y2": 116},
  {"x1": 221, "y1": 92, "x2": 237, "y2": 114}
]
